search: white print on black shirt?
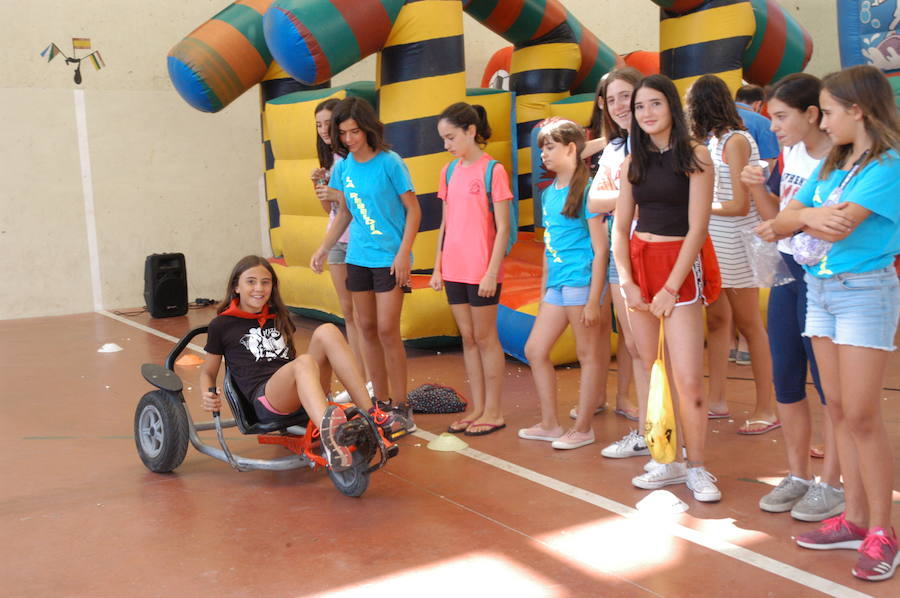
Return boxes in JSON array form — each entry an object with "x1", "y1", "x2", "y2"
[{"x1": 241, "y1": 327, "x2": 289, "y2": 361}]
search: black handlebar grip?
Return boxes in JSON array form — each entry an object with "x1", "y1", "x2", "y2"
[{"x1": 209, "y1": 387, "x2": 220, "y2": 418}]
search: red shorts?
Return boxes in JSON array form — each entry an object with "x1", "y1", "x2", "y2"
[{"x1": 629, "y1": 235, "x2": 721, "y2": 306}]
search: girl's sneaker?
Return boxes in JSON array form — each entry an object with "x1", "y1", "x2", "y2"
[
  {"x1": 518, "y1": 424, "x2": 564, "y2": 442},
  {"x1": 686, "y1": 466, "x2": 721, "y2": 502},
  {"x1": 796, "y1": 514, "x2": 867, "y2": 550},
  {"x1": 551, "y1": 428, "x2": 595, "y2": 450},
  {"x1": 320, "y1": 406, "x2": 352, "y2": 472},
  {"x1": 790, "y1": 482, "x2": 845, "y2": 522},
  {"x1": 632, "y1": 461, "x2": 686, "y2": 490},
  {"x1": 601, "y1": 429, "x2": 650, "y2": 458},
  {"x1": 759, "y1": 475, "x2": 812, "y2": 513},
  {"x1": 853, "y1": 527, "x2": 900, "y2": 581}
]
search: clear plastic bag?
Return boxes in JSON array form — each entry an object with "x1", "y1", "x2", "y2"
[{"x1": 739, "y1": 228, "x2": 795, "y2": 288}]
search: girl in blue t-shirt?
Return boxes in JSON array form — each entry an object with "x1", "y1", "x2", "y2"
[
  {"x1": 309, "y1": 98, "x2": 367, "y2": 385},
  {"x1": 310, "y1": 97, "x2": 421, "y2": 432},
  {"x1": 517, "y1": 119, "x2": 608, "y2": 451},
  {"x1": 773, "y1": 65, "x2": 900, "y2": 582}
]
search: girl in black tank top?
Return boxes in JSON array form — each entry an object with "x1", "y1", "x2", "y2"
[{"x1": 610, "y1": 75, "x2": 722, "y2": 502}]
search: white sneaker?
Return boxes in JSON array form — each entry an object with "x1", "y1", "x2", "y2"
[
  {"x1": 686, "y1": 466, "x2": 721, "y2": 502},
  {"x1": 332, "y1": 381, "x2": 374, "y2": 404},
  {"x1": 601, "y1": 429, "x2": 650, "y2": 459},
  {"x1": 632, "y1": 461, "x2": 687, "y2": 489},
  {"x1": 644, "y1": 458, "x2": 663, "y2": 472}
]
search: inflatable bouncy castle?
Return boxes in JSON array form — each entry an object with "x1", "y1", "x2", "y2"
[
  {"x1": 837, "y1": 0, "x2": 900, "y2": 109},
  {"x1": 168, "y1": 0, "x2": 812, "y2": 363}
]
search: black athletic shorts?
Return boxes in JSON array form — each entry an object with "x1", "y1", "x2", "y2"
[
  {"x1": 444, "y1": 280, "x2": 502, "y2": 307},
  {"x1": 346, "y1": 264, "x2": 397, "y2": 293}
]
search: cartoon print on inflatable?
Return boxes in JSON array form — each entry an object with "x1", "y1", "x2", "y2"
[
  {"x1": 838, "y1": 0, "x2": 900, "y2": 110},
  {"x1": 167, "y1": 0, "x2": 812, "y2": 364}
]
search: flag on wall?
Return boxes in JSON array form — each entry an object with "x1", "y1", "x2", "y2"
[
  {"x1": 40, "y1": 43, "x2": 61, "y2": 62},
  {"x1": 72, "y1": 37, "x2": 91, "y2": 51},
  {"x1": 86, "y1": 51, "x2": 105, "y2": 70}
]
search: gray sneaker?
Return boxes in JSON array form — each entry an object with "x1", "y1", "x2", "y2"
[
  {"x1": 791, "y1": 482, "x2": 845, "y2": 522},
  {"x1": 759, "y1": 475, "x2": 812, "y2": 513}
]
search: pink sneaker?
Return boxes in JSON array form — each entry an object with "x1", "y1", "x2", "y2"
[
  {"x1": 796, "y1": 514, "x2": 867, "y2": 550},
  {"x1": 517, "y1": 424, "x2": 563, "y2": 442},
  {"x1": 320, "y1": 406, "x2": 352, "y2": 472},
  {"x1": 853, "y1": 527, "x2": 900, "y2": 581},
  {"x1": 550, "y1": 428, "x2": 595, "y2": 450}
]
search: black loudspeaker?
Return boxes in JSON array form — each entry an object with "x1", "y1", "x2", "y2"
[{"x1": 144, "y1": 253, "x2": 188, "y2": 318}]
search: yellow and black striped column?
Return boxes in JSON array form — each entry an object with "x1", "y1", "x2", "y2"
[
  {"x1": 658, "y1": 0, "x2": 755, "y2": 97},
  {"x1": 379, "y1": 0, "x2": 466, "y2": 270}
]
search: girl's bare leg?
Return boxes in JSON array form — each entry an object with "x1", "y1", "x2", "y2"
[
  {"x1": 566, "y1": 304, "x2": 605, "y2": 434},
  {"x1": 524, "y1": 304, "x2": 570, "y2": 432},
  {"x1": 448, "y1": 303, "x2": 485, "y2": 430},
  {"x1": 468, "y1": 303, "x2": 506, "y2": 432},
  {"x1": 374, "y1": 286, "x2": 407, "y2": 403},
  {"x1": 352, "y1": 290, "x2": 389, "y2": 401}
]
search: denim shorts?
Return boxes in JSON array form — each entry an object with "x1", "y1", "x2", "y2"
[
  {"x1": 803, "y1": 267, "x2": 900, "y2": 351},
  {"x1": 607, "y1": 254, "x2": 620, "y2": 285},
  {"x1": 327, "y1": 241, "x2": 348, "y2": 265},
  {"x1": 543, "y1": 284, "x2": 608, "y2": 307}
]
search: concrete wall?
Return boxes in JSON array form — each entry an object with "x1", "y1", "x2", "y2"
[{"x1": 0, "y1": 0, "x2": 839, "y2": 319}]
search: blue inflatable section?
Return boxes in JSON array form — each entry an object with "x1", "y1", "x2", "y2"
[
  {"x1": 837, "y1": 0, "x2": 900, "y2": 74},
  {"x1": 167, "y1": 56, "x2": 216, "y2": 113},
  {"x1": 263, "y1": 6, "x2": 318, "y2": 85}
]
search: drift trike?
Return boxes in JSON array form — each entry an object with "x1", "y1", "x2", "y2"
[{"x1": 133, "y1": 326, "x2": 398, "y2": 497}]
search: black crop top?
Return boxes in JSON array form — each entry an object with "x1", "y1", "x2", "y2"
[{"x1": 632, "y1": 149, "x2": 691, "y2": 237}]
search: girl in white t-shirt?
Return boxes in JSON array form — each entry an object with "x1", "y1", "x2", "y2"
[
  {"x1": 585, "y1": 67, "x2": 651, "y2": 460},
  {"x1": 740, "y1": 73, "x2": 841, "y2": 522}
]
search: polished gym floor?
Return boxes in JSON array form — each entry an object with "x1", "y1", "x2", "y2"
[{"x1": 1, "y1": 306, "x2": 898, "y2": 597}]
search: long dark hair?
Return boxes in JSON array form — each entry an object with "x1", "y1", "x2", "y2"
[
  {"x1": 819, "y1": 65, "x2": 900, "y2": 178},
  {"x1": 537, "y1": 118, "x2": 590, "y2": 218},
  {"x1": 768, "y1": 72, "x2": 822, "y2": 123},
  {"x1": 315, "y1": 98, "x2": 340, "y2": 171},
  {"x1": 628, "y1": 74, "x2": 703, "y2": 185},
  {"x1": 588, "y1": 77, "x2": 604, "y2": 139},
  {"x1": 218, "y1": 256, "x2": 296, "y2": 357},
  {"x1": 600, "y1": 67, "x2": 643, "y2": 141},
  {"x1": 439, "y1": 102, "x2": 492, "y2": 146},
  {"x1": 687, "y1": 74, "x2": 746, "y2": 139},
  {"x1": 330, "y1": 97, "x2": 390, "y2": 158}
]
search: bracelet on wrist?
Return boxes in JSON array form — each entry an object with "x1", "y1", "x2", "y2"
[{"x1": 663, "y1": 285, "x2": 679, "y2": 300}]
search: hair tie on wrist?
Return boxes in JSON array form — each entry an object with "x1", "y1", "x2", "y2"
[{"x1": 663, "y1": 285, "x2": 679, "y2": 300}]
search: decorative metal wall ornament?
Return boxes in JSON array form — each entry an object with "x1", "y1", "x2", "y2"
[{"x1": 41, "y1": 37, "x2": 105, "y2": 84}]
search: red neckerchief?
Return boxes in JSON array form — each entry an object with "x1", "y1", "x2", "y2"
[{"x1": 220, "y1": 298, "x2": 276, "y2": 327}]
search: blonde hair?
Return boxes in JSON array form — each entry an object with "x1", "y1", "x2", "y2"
[{"x1": 820, "y1": 65, "x2": 900, "y2": 178}]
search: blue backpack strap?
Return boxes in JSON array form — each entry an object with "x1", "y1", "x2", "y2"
[
  {"x1": 484, "y1": 159, "x2": 497, "y2": 204},
  {"x1": 445, "y1": 158, "x2": 459, "y2": 188}
]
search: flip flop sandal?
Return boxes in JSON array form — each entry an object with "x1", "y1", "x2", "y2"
[
  {"x1": 463, "y1": 423, "x2": 507, "y2": 437},
  {"x1": 738, "y1": 419, "x2": 782, "y2": 435},
  {"x1": 447, "y1": 420, "x2": 474, "y2": 434},
  {"x1": 707, "y1": 410, "x2": 731, "y2": 419}
]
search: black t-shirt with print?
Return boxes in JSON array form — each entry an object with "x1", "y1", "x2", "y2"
[{"x1": 204, "y1": 315, "x2": 291, "y2": 398}]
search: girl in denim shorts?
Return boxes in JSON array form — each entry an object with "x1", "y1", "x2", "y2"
[
  {"x1": 517, "y1": 119, "x2": 608, "y2": 451},
  {"x1": 773, "y1": 65, "x2": 900, "y2": 582}
]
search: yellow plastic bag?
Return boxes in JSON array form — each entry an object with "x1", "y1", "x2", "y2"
[{"x1": 645, "y1": 320, "x2": 677, "y2": 464}]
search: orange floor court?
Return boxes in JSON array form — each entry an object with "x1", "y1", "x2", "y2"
[{"x1": 2, "y1": 307, "x2": 898, "y2": 598}]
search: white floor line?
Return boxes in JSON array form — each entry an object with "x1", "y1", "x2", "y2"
[
  {"x1": 412, "y1": 430, "x2": 871, "y2": 598},
  {"x1": 97, "y1": 310, "x2": 206, "y2": 354},
  {"x1": 100, "y1": 310, "x2": 871, "y2": 598}
]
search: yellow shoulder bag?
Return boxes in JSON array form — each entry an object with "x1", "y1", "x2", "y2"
[{"x1": 644, "y1": 319, "x2": 678, "y2": 463}]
